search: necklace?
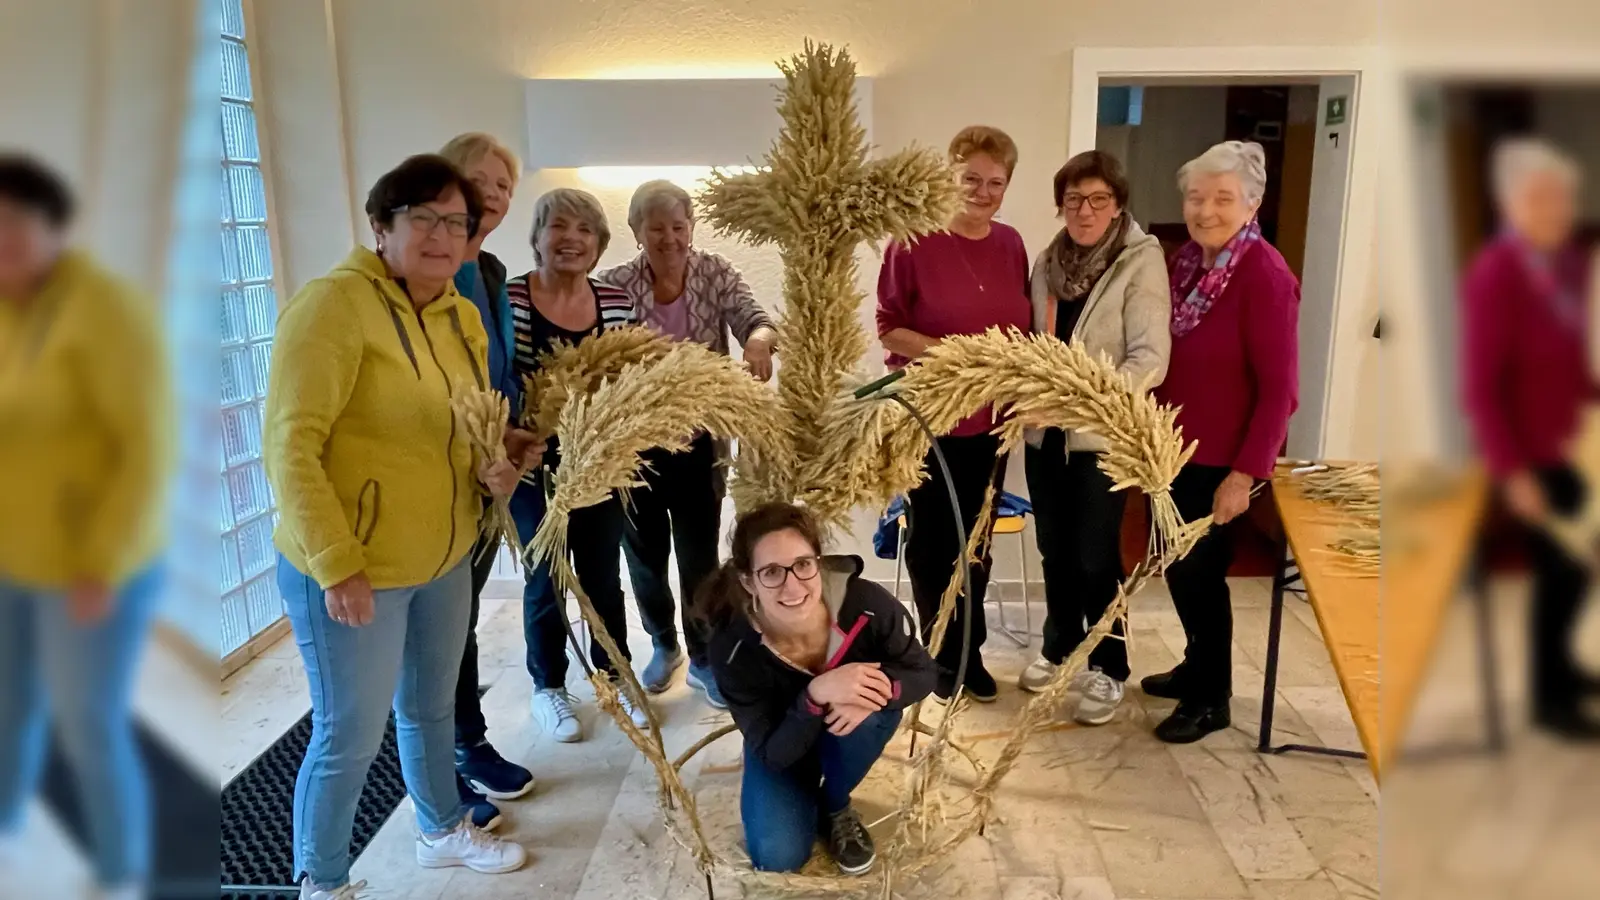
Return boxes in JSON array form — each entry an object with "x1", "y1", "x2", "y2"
[{"x1": 953, "y1": 234, "x2": 987, "y2": 293}]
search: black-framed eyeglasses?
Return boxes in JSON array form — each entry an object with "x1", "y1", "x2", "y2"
[
  {"x1": 1063, "y1": 192, "x2": 1115, "y2": 212},
  {"x1": 395, "y1": 205, "x2": 475, "y2": 238},
  {"x1": 754, "y1": 555, "x2": 820, "y2": 589}
]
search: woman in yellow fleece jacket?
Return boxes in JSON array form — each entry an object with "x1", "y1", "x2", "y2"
[
  {"x1": 263, "y1": 155, "x2": 533, "y2": 897},
  {"x1": 0, "y1": 156, "x2": 170, "y2": 899}
]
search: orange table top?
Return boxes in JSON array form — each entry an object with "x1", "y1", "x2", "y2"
[
  {"x1": 1270, "y1": 465, "x2": 1381, "y2": 776},
  {"x1": 1272, "y1": 462, "x2": 1487, "y2": 781}
]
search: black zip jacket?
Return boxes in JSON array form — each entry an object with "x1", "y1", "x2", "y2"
[{"x1": 707, "y1": 555, "x2": 937, "y2": 771}]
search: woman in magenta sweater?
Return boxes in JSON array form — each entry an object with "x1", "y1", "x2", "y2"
[
  {"x1": 875, "y1": 125, "x2": 1032, "y2": 701},
  {"x1": 1145, "y1": 141, "x2": 1300, "y2": 744},
  {"x1": 1461, "y1": 138, "x2": 1597, "y2": 739}
]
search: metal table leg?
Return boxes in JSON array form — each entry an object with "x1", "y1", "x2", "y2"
[{"x1": 1258, "y1": 540, "x2": 1368, "y2": 762}]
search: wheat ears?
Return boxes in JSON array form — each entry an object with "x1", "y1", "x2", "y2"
[{"x1": 450, "y1": 388, "x2": 519, "y2": 565}]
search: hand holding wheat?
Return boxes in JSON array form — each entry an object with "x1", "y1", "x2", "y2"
[{"x1": 451, "y1": 388, "x2": 522, "y2": 564}]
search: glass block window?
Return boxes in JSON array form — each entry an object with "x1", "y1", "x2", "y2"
[{"x1": 220, "y1": 0, "x2": 281, "y2": 656}]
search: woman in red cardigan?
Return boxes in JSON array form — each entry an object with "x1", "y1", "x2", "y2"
[
  {"x1": 1145, "y1": 141, "x2": 1300, "y2": 744},
  {"x1": 1461, "y1": 138, "x2": 1596, "y2": 740}
]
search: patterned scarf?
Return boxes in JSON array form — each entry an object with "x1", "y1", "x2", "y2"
[
  {"x1": 1169, "y1": 217, "x2": 1262, "y2": 337},
  {"x1": 1044, "y1": 213, "x2": 1131, "y2": 304}
]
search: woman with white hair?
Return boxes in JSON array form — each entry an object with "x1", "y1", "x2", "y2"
[
  {"x1": 597, "y1": 180, "x2": 778, "y2": 709},
  {"x1": 436, "y1": 131, "x2": 537, "y2": 828},
  {"x1": 1462, "y1": 138, "x2": 1597, "y2": 739},
  {"x1": 510, "y1": 188, "x2": 649, "y2": 743},
  {"x1": 1144, "y1": 140, "x2": 1300, "y2": 744}
]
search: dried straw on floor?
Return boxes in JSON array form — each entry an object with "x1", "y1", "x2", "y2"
[{"x1": 450, "y1": 388, "x2": 519, "y2": 561}]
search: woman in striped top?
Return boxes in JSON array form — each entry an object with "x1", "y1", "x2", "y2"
[{"x1": 507, "y1": 188, "x2": 646, "y2": 744}]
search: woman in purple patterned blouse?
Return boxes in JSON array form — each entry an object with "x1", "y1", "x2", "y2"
[
  {"x1": 596, "y1": 180, "x2": 778, "y2": 709},
  {"x1": 874, "y1": 126, "x2": 1033, "y2": 702}
]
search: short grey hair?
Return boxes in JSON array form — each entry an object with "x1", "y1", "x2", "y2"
[
  {"x1": 627, "y1": 179, "x2": 694, "y2": 235},
  {"x1": 529, "y1": 188, "x2": 611, "y2": 269},
  {"x1": 1177, "y1": 140, "x2": 1269, "y2": 207},
  {"x1": 1492, "y1": 137, "x2": 1581, "y2": 205}
]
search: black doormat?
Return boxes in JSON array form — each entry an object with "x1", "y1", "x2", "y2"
[
  {"x1": 218, "y1": 687, "x2": 491, "y2": 899},
  {"x1": 41, "y1": 723, "x2": 220, "y2": 900}
]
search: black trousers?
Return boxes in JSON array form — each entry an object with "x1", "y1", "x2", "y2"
[
  {"x1": 1162, "y1": 463, "x2": 1237, "y2": 705},
  {"x1": 905, "y1": 433, "x2": 1002, "y2": 677},
  {"x1": 453, "y1": 530, "x2": 500, "y2": 757},
  {"x1": 622, "y1": 433, "x2": 725, "y2": 666},
  {"x1": 1524, "y1": 465, "x2": 1596, "y2": 719},
  {"x1": 1025, "y1": 435, "x2": 1130, "y2": 681},
  {"x1": 520, "y1": 490, "x2": 632, "y2": 690}
]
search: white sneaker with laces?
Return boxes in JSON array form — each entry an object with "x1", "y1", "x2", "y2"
[
  {"x1": 300, "y1": 879, "x2": 368, "y2": 900},
  {"x1": 1074, "y1": 670, "x2": 1125, "y2": 726},
  {"x1": 416, "y1": 821, "x2": 527, "y2": 874},
  {"x1": 531, "y1": 688, "x2": 583, "y2": 743},
  {"x1": 617, "y1": 687, "x2": 652, "y2": 729},
  {"x1": 1017, "y1": 656, "x2": 1059, "y2": 693}
]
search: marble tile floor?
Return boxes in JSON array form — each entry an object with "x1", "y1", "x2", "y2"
[{"x1": 214, "y1": 575, "x2": 1407, "y2": 899}]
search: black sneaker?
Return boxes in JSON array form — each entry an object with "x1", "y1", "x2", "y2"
[
  {"x1": 1153, "y1": 702, "x2": 1230, "y2": 744},
  {"x1": 457, "y1": 743, "x2": 535, "y2": 800},
  {"x1": 457, "y1": 773, "x2": 503, "y2": 831},
  {"x1": 1139, "y1": 667, "x2": 1187, "y2": 700},
  {"x1": 825, "y1": 806, "x2": 876, "y2": 876}
]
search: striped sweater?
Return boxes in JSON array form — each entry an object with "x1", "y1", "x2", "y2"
[{"x1": 506, "y1": 273, "x2": 637, "y2": 474}]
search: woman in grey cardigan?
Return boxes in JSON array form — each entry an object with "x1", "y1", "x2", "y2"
[
  {"x1": 1017, "y1": 151, "x2": 1171, "y2": 725},
  {"x1": 597, "y1": 180, "x2": 778, "y2": 708}
]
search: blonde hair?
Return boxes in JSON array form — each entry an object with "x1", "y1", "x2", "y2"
[
  {"x1": 438, "y1": 132, "x2": 522, "y2": 188},
  {"x1": 529, "y1": 188, "x2": 611, "y2": 269},
  {"x1": 948, "y1": 125, "x2": 1019, "y2": 178},
  {"x1": 627, "y1": 179, "x2": 694, "y2": 235},
  {"x1": 1177, "y1": 140, "x2": 1268, "y2": 206},
  {"x1": 1492, "y1": 137, "x2": 1581, "y2": 206}
]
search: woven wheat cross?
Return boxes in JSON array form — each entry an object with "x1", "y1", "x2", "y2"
[{"x1": 518, "y1": 40, "x2": 1202, "y2": 898}]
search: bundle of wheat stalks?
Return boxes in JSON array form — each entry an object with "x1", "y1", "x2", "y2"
[
  {"x1": 1294, "y1": 463, "x2": 1380, "y2": 575},
  {"x1": 450, "y1": 388, "x2": 519, "y2": 565}
]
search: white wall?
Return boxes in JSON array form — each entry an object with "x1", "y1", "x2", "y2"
[
  {"x1": 1118, "y1": 85, "x2": 1229, "y2": 226},
  {"x1": 254, "y1": 0, "x2": 1381, "y2": 583}
]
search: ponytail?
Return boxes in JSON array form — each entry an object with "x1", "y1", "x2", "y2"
[{"x1": 692, "y1": 561, "x2": 751, "y2": 627}]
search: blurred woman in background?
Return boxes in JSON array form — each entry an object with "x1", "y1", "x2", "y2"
[
  {"x1": 874, "y1": 125, "x2": 1033, "y2": 702},
  {"x1": 1146, "y1": 141, "x2": 1299, "y2": 745},
  {"x1": 265, "y1": 154, "x2": 529, "y2": 897},
  {"x1": 598, "y1": 179, "x2": 778, "y2": 708},
  {"x1": 1018, "y1": 150, "x2": 1170, "y2": 726},
  {"x1": 1462, "y1": 137, "x2": 1598, "y2": 740},
  {"x1": 511, "y1": 188, "x2": 649, "y2": 744},
  {"x1": 0, "y1": 154, "x2": 169, "y2": 900}
]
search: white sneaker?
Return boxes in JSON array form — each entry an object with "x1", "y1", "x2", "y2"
[
  {"x1": 1018, "y1": 656, "x2": 1059, "y2": 692},
  {"x1": 617, "y1": 686, "x2": 652, "y2": 729},
  {"x1": 532, "y1": 688, "x2": 583, "y2": 743},
  {"x1": 1074, "y1": 670, "x2": 1126, "y2": 726},
  {"x1": 300, "y1": 879, "x2": 368, "y2": 900},
  {"x1": 416, "y1": 821, "x2": 528, "y2": 874}
]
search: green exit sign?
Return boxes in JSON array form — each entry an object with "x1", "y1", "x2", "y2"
[{"x1": 1325, "y1": 95, "x2": 1348, "y2": 126}]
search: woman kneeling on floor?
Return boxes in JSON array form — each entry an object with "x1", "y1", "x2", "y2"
[{"x1": 698, "y1": 503, "x2": 937, "y2": 875}]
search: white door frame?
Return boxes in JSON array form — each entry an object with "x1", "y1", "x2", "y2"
[{"x1": 1068, "y1": 47, "x2": 1379, "y2": 461}]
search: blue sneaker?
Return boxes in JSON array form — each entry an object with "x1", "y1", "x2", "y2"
[
  {"x1": 686, "y1": 662, "x2": 728, "y2": 710},
  {"x1": 457, "y1": 743, "x2": 536, "y2": 800},
  {"x1": 457, "y1": 773, "x2": 503, "y2": 832}
]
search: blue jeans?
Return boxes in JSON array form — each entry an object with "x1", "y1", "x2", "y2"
[
  {"x1": 741, "y1": 707, "x2": 901, "y2": 872},
  {"x1": 510, "y1": 480, "x2": 632, "y2": 689},
  {"x1": 0, "y1": 566, "x2": 162, "y2": 888},
  {"x1": 279, "y1": 555, "x2": 471, "y2": 888}
]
